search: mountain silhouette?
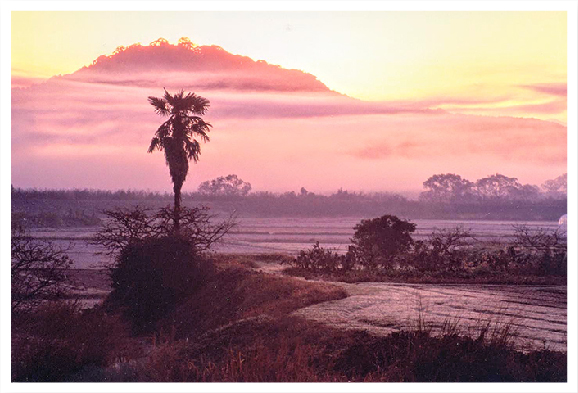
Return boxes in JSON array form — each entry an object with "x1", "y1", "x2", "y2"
[{"x1": 60, "y1": 38, "x2": 335, "y2": 93}]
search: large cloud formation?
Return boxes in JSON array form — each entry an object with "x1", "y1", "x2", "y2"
[{"x1": 11, "y1": 41, "x2": 567, "y2": 193}]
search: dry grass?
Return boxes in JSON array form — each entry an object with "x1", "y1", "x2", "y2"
[
  {"x1": 160, "y1": 261, "x2": 347, "y2": 339},
  {"x1": 146, "y1": 255, "x2": 566, "y2": 382},
  {"x1": 143, "y1": 313, "x2": 567, "y2": 382},
  {"x1": 11, "y1": 301, "x2": 140, "y2": 382},
  {"x1": 14, "y1": 254, "x2": 567, "y2": 383}
]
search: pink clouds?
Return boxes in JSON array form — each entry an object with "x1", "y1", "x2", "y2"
[
  {"x1": 11, "y1": 75, "x2": 48, "y2": 89},
  {"x1": 349, "y1": 114, "x2": 566, "y2": 166},
  {"x1": 10, "y1": 44, "x2": 568, "y2": 193},
  {"x1": 71, "y1": 43, "x2": 332, "y2": 93},
  {"x1": 522, "y1": 83, "x2": 567, "y2": 97}
]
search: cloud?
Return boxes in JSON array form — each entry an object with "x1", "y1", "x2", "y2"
[
  {"x1": 11, "y1": 76, "x2": 48, "y2": 89},
  {"x1": 10, "y1": 43, "x2": 568, "y2": 192},
  {"x1": 69, "y1": 43, "x2": 333, "y2": 94},
  {"x1": 522, "y1": 83, "x2": 567, "y2": 97},
  {"x1": 348, "y1": 114, "x2": 566, "y2": 165},
  {"x1": 499, "y1": 99, "x2": 567, "y2": 115}
]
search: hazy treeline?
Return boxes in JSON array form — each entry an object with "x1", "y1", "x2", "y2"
[
  {"x1": 11, "y1": 172, "x2": 567, "y2": 223},
  {"x1": 419, "y1": 173, "x2": 567, "y2": 203},
  {"x1": 11, "y1": 186, "x2": 174, "y2": 201}
]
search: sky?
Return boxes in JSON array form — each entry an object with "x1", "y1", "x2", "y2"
[{"x1": 9, "y1": 9, "x2": 571, "y2": 195}]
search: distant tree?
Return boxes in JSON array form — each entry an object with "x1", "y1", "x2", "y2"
[
  {"x1": 148, "y1": 90, "x2": 212, "y2": 233},
  {"x1": 510, "y1": 184, "x2": 541, "y2": 201},
  {"x1": 474, "y1": 173, "x2": 523, "y2": 200},
  {"x1": 197, "y1": 174, "x2": 252, "y2": 197},
  {"x1": 420, "y1": 173, "x2": 474, "y2": 203},
  {"x1": 351, "y1": 215, "x2": 416, "y2": 270},
  {"x1": 542, "y1": 173, "x2": 567, "y2": 198}
]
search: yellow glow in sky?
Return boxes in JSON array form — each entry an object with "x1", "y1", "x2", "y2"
[
  {"x1": 8, "y1": 10, "x2": 572, "y2": 194},
  {"x1": 12, "y1": 11, "x2": 566, "y2": 115}
]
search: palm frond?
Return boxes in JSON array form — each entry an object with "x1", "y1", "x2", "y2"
[
  {"x1": 148, "y1": 137, "x2": 161, "y2": 153},
  {"x1": 190, "y1": 121, "x2": 211, "y2": 142},
  {"x1": 184, "y1": 116, "x2": 211, "y2": 140},
  {"x1": 185, "y1": 139, "x2": 201, "y2": 162},
  {"x1": 148, "y1": 96, "x2": 169, "y2": 116},
  {"x1": 156, "y1": 120, "x2": 172, "y2": 139},
  {"x1": 163, "y1": 90, "x2": 175, "y2": 108},
  {"x1": 192, "y1": 95, "x2": 210, "y2": 115}
]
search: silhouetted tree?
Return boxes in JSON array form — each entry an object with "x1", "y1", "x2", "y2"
[
  {"x1": 351, "y1": 215, "x2": 416, "y2": 270},
  {"x1": 148, "y1": 90, "x2": 212, "y2": 233}
]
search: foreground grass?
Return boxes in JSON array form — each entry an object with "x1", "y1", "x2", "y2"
[
  {"x1": 145, "y1": 316, "x2": 566, "y2": 382},
  {"x1": 12, "y1": 254, "x2": 567, "y2": 382}
]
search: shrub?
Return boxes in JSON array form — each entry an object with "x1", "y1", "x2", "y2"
[
  {"x1": 512, "y1": 224, "x2": 567, "y2": 276},
  {"x1": 351, "y1": 215, "x2": 416, "y2": 270},
  {"x1": 106, "y1": 236, "x2": 214, "y2": 333},
  {"x1": 412, "y1": 227, "x2": 473, "y2": 273},
  {"x1": 293, "y1": 242, "x2": 342, "y2": 272}
]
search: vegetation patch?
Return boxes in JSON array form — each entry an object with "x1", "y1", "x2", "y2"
[{"x1": 285, "y1": 215, "x2": 567, "y2": 285}]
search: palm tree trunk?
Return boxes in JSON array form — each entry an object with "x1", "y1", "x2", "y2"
[{"x1": 173, "y1": 183, "x2": 181, "y2": 234}]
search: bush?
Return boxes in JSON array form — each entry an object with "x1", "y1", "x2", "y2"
[
  {"x1": 106, "y1": 236, "x2": 214, "y2": 333},
  {"x1": 512, "y1": 224, "x2": 567, "y2": 276},
  {"x1": 412, "y1": 227, "x2": 473, "y2": 273},
  {"x1": 293, "y1": 242, "x2": 343, "y2": 272},
  {"x1": 351, "y1": 215, "x2": 416, "y2": 270}
]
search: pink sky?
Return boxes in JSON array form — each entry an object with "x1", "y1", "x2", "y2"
[{"x1": 11, "y1": 38, "x2": 567, "y2": 195}]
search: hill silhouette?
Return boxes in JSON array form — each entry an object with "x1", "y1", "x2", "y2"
[{"x1": 62, "y1": 38, "x2": 335, "y2": 93}]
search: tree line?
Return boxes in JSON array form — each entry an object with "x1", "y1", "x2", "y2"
[{"x1": 420, "y1": 173, "x2": 566, "y2": 203}]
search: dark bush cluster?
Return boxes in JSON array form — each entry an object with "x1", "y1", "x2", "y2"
[
  {"x1": 106, "y1": 236, "x2": 215, "y2": 333},
  {"x1": 351, "y1": 215, "x2": 416, "y2": 270},
  {"x1": 290, "y1": 215, "x2": 567, "y2": 278},
  {"x1": 93, "y1": 205, "x2": 230, "y2": 331}
]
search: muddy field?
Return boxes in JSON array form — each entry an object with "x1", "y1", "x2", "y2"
[{"x1": 293, "y1": 281, "x2": 567, "y2": 352}]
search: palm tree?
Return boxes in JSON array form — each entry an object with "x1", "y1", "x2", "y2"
[{"x1": 148, "y1": 90, "x2": 212, "y2": 233}]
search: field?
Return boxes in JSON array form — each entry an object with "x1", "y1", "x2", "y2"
[
  {"x1": 27, "y1": 216, "x2": 562, "y2": 268},
  {"x1": 66, "y1": 253, "x2": 568, "y2": 354},
  {"x1": 12, "y1": 254, "x2": 566, "y2": 382},
  {"x1": 12, "y1": 204, "x2": 568, "y2": 382}
]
